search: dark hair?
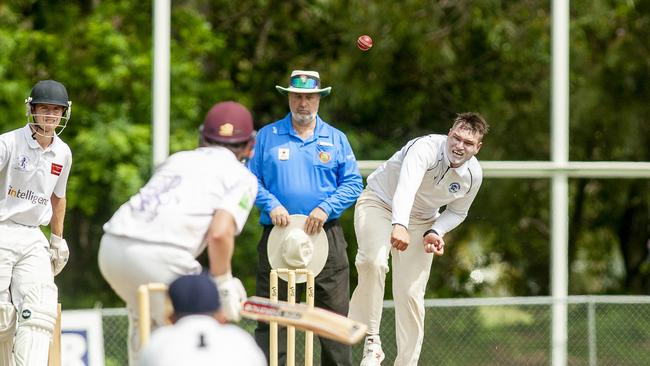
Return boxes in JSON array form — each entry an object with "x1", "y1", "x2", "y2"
[
  {"x1": 202, "y1": 137, "x2": 250, "y2": 150},
  {"x1": 452, "y1": 112, "x2": 489, "y2": 139}
]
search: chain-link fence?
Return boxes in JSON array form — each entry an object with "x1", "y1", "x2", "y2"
[{"x1": 99, "y1": 296, "x2": 650, "y2": 366}]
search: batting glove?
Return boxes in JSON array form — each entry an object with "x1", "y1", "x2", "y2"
[
  {"x1": 214, "y1": 272, "x2": 247, "y2": 322},
  {"x1": 49, "y1": 234, "x2": 70, "y2": 276}
]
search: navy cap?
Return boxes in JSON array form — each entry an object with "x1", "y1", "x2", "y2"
[{"x1": 168, "y1": 274, "x2": 221, "y2": 315}]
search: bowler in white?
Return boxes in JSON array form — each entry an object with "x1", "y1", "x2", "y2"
[{"x1": 348, "y1": 112, "x2": 489, "y2": 366}]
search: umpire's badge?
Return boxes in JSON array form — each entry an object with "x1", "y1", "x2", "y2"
[
  {"x1": 449, "y1": 182, "x2": 461, "y2": 193},
  {"x1": 21, "y1": 309, "x2": 32, "y2": 319},
  {"x1": 278, "y1": 148, "x2": 290, "y2": 161},
  {"x1": 319, "y1": 151, "x2": 331, "y2": 163}
]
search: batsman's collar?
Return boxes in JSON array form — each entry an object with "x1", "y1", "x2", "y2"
[
  {"x1": 276, "y1": 70, "x2": 332, "y2": 97},
  {"x1": 267, "y1": 214, "x2": 329, "y2": 283}
]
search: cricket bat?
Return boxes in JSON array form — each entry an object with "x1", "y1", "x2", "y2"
[
  {"x1": 241, "y1": 296, "x2": 367, "y2": 345},
  {"x1": 138, "y1": 283, "x2": 368, "y2": 347}
]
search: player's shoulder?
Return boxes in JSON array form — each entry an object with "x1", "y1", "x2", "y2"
[
  {"x1": 53, "y1": 137, "x2": 72, "y2": 157},
  {"x1": 257, "y1": 117, "x2": 287, "y2": 136},
  {"x1": 407, "y1": 133, "x2": 444, "y2": 146},
  {"x1": 402, "y1": 134, "x2": 444, "y2": 155},
  {"x1": 466, "y1": 156, "x2": 483, "y2": 176},
  {"x1": 218, "y1": 323, "x2": 264, "y2": 350},
  {"x1": 0, "y1": 125, "x2": 23, "y2": 143},
  {"x1": 318, "y1": 118, "x2": 347, "y2": 138},
  {"x1": 168, "y1": 147, "x2": 227, "y2": 164},
  {"x1": 423, "y1": 133, "x2": 447, "y2": 144},
  {"x1": 233, "y1": 161, "x2": 258, "y2": 185},
  {"x1": 220, "y1": 322, "x2": 255, "y2": 336}
]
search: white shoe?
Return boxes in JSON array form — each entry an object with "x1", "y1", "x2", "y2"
[{"x1": 360, "y1": 335, "x2": 385, "y2": 366}]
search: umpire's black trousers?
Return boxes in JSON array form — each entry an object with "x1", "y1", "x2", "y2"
[{"x1": 254, "y1": 220, "x2": 352, "y2": 366}]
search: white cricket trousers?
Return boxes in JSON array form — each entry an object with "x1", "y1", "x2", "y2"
[
  {"x1": 98, "y1": 233, "x2": 201, "y2": 366},
  {"x1": 348, "y1": 189, "x2": 434, "y2": 366},
  {"x1": 0, "y1": 220, "x2": 57, "y2": 366}
]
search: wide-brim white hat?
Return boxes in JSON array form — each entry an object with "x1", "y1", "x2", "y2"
[
  {"x1": 267, "y1": 214, "x2": 329, "y2": 283},
  {"x1": 275, "y1": 70, "x2": 332, "y2": 97}
]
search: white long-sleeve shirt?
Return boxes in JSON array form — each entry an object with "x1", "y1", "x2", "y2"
[{"x1": 367, "y1": 134, "x2": 483, "y2": 236}]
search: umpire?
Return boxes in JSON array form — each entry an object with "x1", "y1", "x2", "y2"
[{"x1": 247, "y1": 70, "x2": 363, "y2": 365}]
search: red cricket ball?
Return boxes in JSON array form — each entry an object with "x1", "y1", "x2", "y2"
[{"x1": 357, "y1": 35, "x2": 373, "y2": 51}]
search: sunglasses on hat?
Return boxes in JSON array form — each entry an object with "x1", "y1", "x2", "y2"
[{"x1": 290, "y1": 75, "x2": 320, "y2": 90}]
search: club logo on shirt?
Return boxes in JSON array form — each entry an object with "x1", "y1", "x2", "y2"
[
  {"x1": 318, "y1": 151, "x2": 331, "y2": 163},
  {"x1": 51, "y1": 163, "x2": 63, "y2": 176},
  {"x1": 21, "y1": 309, "x2": 31, "y2": 319},
  {"x1": 449, "y1": 182, "x2": 461, "y2": 193},
  {"x1": 14, "y1": 155, "x2": 30, "y2": 171}
]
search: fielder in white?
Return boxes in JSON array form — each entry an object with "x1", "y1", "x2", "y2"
[
  {"x1": 0, "y1": 80, "x2": 72, "y2": 366},
  {"x1": 98, "y1": 101, "x2": 258, "y2": 365},
  {"x1": 348, "y1": 113, "x2": 489, "y2": 366},
  {"x1": 138, "y1": 274, "x2": 266, "y2": 366}
]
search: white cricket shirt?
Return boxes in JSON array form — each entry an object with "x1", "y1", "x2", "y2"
[
  {"x1": 367, "y1": 134, "x2": 483, "y2": 236},
  {"x1": 103, "y1": 147, "x2": 258, "y2": 256},
  {"x1": 0, "y1": 125, "x2": 72, "y2": 227},
  {"x1": 138, "y1": 315, "x2": 266, "y2": 366}
]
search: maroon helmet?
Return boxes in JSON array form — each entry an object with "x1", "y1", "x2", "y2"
[{"x1": 200, "y1": 101, "x2": 256, "y2": 144}]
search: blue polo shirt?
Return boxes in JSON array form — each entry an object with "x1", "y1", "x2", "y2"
[{"x1": 247, "y1": 113, "x2": 363, "y2": 225}]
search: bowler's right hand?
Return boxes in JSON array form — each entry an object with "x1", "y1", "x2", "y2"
[
  {"x1": 270, "y1": 205, "x2": 290, "y2": 227},
  {"x1": 423, "y1": 232, "x2": 445, "y2": 256}
]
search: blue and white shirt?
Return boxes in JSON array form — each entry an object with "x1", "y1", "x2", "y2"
[{"x1": 248, "y1": 113, "x2": 362, "y2": 225}]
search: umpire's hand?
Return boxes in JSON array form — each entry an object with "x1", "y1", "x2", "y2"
[
  {"x1": 270, "y1": 205, "x2": 290, "y2": 227},
  {"x1": 305, "y1": 207, "x2": 328, "y2": 235}
]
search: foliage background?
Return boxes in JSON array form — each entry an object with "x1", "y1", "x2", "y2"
[{"x1": 0, "y1": 0, "x2": 648, "y2": 309}]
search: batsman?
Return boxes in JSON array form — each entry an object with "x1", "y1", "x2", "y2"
[
  {"x1": 99, "y1": 101, "x2": 258, "y2": 365},
  {"x1": 0, "y1": 80, "x2": 72, "y2": 365},
  {"x1": 348, "y1": 113, "x2": 489, "y2": 366}
]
